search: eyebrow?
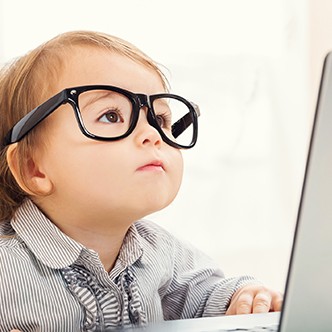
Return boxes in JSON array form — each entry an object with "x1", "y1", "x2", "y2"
[
  {"x1": 78, "y1": 90, "x2": 117, "y2": 110},
  {"x1": 153, "y1": 98, "x2": 170, "y2": 110}
]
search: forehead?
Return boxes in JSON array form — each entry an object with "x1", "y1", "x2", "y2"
[{"x1": 56, "y1": 46, "x2": 166, "y2": 95}]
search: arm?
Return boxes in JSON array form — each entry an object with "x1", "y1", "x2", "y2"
[
  {"x1": 161, "y1": 237, "x2": 283, "y2": 319},
  {"x1": 161, "y1": 237, "x2": 260, "y2": 319},
  {"x1": 135, "y1": 220, "x2": 282, "y2": 320}
]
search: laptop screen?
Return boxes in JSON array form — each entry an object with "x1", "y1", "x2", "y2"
[{"x1": 279, "y1": 52, "x2": 332, "y2": 331}]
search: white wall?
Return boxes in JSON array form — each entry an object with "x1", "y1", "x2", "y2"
[{"x1": 1, "y1": 0, "x2": 327, "y2": 292}]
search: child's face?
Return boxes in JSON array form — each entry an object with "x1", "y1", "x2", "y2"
[{"x1": 34, "y1": 47, "x2": 183, "y2": 225}]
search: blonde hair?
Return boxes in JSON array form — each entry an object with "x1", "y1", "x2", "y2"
[{"x1": 0, "y1": 30, "x2": 169, "y2": 223}]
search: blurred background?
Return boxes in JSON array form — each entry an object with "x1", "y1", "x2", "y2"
[{"x1": 1, "y1": 0, "x2": 331, "y2": 292}]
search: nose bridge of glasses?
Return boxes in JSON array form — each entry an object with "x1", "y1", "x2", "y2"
[
  {"x1": 134, "y1": 93, "x2": 162, "y2": 136},
  {"x1": 135, "y1": 93, "x2": 154, "y2": 123},
  {"x1": 136, "y1": 93, "x2": 150, "y2": 110}
]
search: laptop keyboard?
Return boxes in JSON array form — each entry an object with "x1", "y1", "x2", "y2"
[{"x1": 203, "y1": 325, "x2": 278, "y2": 332}]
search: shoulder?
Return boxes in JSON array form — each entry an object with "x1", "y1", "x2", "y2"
[
  {"x1": 133, "y1": 220, "x2": 212, "y2": 266},
  {"x1": 0, "y1": 221, "x2": 21, "y2": 250},
  {"x1": 0, "y1": 221, "x2": 34, "y2": 271},
  {"x1": 134, "y1": 219, "x2": 171, "y2": 237},
  {"x1": 0, "y1": 236, "x2": 30, "y2": 269},
  {"x1": 134, "y1": 219, "x2": 179, "y2": 248},
  {"x1": 133, "y1": 219, "x2": 189, "y2": 265}
]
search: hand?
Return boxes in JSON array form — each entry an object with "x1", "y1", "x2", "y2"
[{"x1": 226, "y1": 284, "x2": 283, "y2": 315}]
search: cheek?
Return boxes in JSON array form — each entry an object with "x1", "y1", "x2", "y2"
[
  {"x1": 169, "y1": 149, "x2": 184, "y2": 196},
  {"x1": 176, "y1": 153, "x2": 184, "y2": 184},
  {"x1": 42, "y1": 145, "x2": 125, "y2": 205}
]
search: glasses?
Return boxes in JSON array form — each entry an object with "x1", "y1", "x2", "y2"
[{"x1": 3, "y1": 85, "x2": 200, "y2": 149}]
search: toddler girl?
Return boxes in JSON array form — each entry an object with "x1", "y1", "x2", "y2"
[{"x1": 0, "y1": 31, "x2": 282, "y2": 331}]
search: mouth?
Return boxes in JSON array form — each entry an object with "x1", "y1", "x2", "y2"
[{"x1": 137, "y1": 160, "x2": 165, "y2": 172}]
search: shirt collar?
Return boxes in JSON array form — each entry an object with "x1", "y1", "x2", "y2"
[
  {"x1": 11, "y1": 199, "x2": 83, "y2": 269},
  {"x1": 10, "y1": 199, "x2": 144, "y2": 271}
]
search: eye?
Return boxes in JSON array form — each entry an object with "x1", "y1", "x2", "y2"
[
  {"x1": 156, "y1": 113, "x2": 171, "y2": 129},
  {"x1": 99, "y1": 109, "x2": 124, "y2": 123}
]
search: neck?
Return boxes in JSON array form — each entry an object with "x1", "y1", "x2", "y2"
[{"x1": 60, "y1": 223, "x2": 129, "y2": 272}]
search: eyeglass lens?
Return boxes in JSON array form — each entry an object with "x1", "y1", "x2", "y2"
[{"x1": 77, "y1": 89, "x2": 195, "y2": 147}]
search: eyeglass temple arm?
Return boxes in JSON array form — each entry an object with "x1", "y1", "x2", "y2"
[
  {"x1": 171, "y1": 102, "x2": 200, "y2": 139},
  {"x1": 4, "y1": 91, "x2": 67, "y2": 145}
]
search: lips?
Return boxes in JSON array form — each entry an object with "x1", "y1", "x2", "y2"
[{"x1": 137, "y1": 160, "x2": 165, "y2": 172}]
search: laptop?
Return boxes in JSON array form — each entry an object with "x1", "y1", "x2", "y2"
[{"x1": 105, "y1": 51, "x2": 332, "y2": 332}]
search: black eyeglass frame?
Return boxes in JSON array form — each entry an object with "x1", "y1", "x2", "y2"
[{"x1": 4, "y1": 85, "x2": 200, "y2": 149}]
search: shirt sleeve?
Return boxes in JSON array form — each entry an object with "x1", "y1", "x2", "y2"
[{"x1": 160, "y1": 235, "x2": 260, "y2": 320}]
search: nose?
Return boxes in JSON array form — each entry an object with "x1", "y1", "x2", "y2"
[{"x1": 134, "y1": 107, "x2": 162, "y2": 147}]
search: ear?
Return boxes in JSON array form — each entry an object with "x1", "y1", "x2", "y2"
[{"x1": 6, "y1": 143, "x2": 53, "y2": 196}]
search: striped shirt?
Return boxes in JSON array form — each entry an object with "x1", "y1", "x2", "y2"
[{"x1": 0, "y1": 200, "x2": 257, "y2": 332}]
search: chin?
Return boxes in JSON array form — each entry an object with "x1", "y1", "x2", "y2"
[{"x1": 146, "y1": 196, "x2": 176, "y2": 216}]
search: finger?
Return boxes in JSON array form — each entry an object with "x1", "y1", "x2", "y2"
[
  {"x1": 271, "y1": 292, "x2": 283, "y2": 312},
  {"x1": 234, "y1": 292, "x2": 254, "y2": 315},
  {"x1": 253, "y1": 292, "x2": 272, "y2": 313}
]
